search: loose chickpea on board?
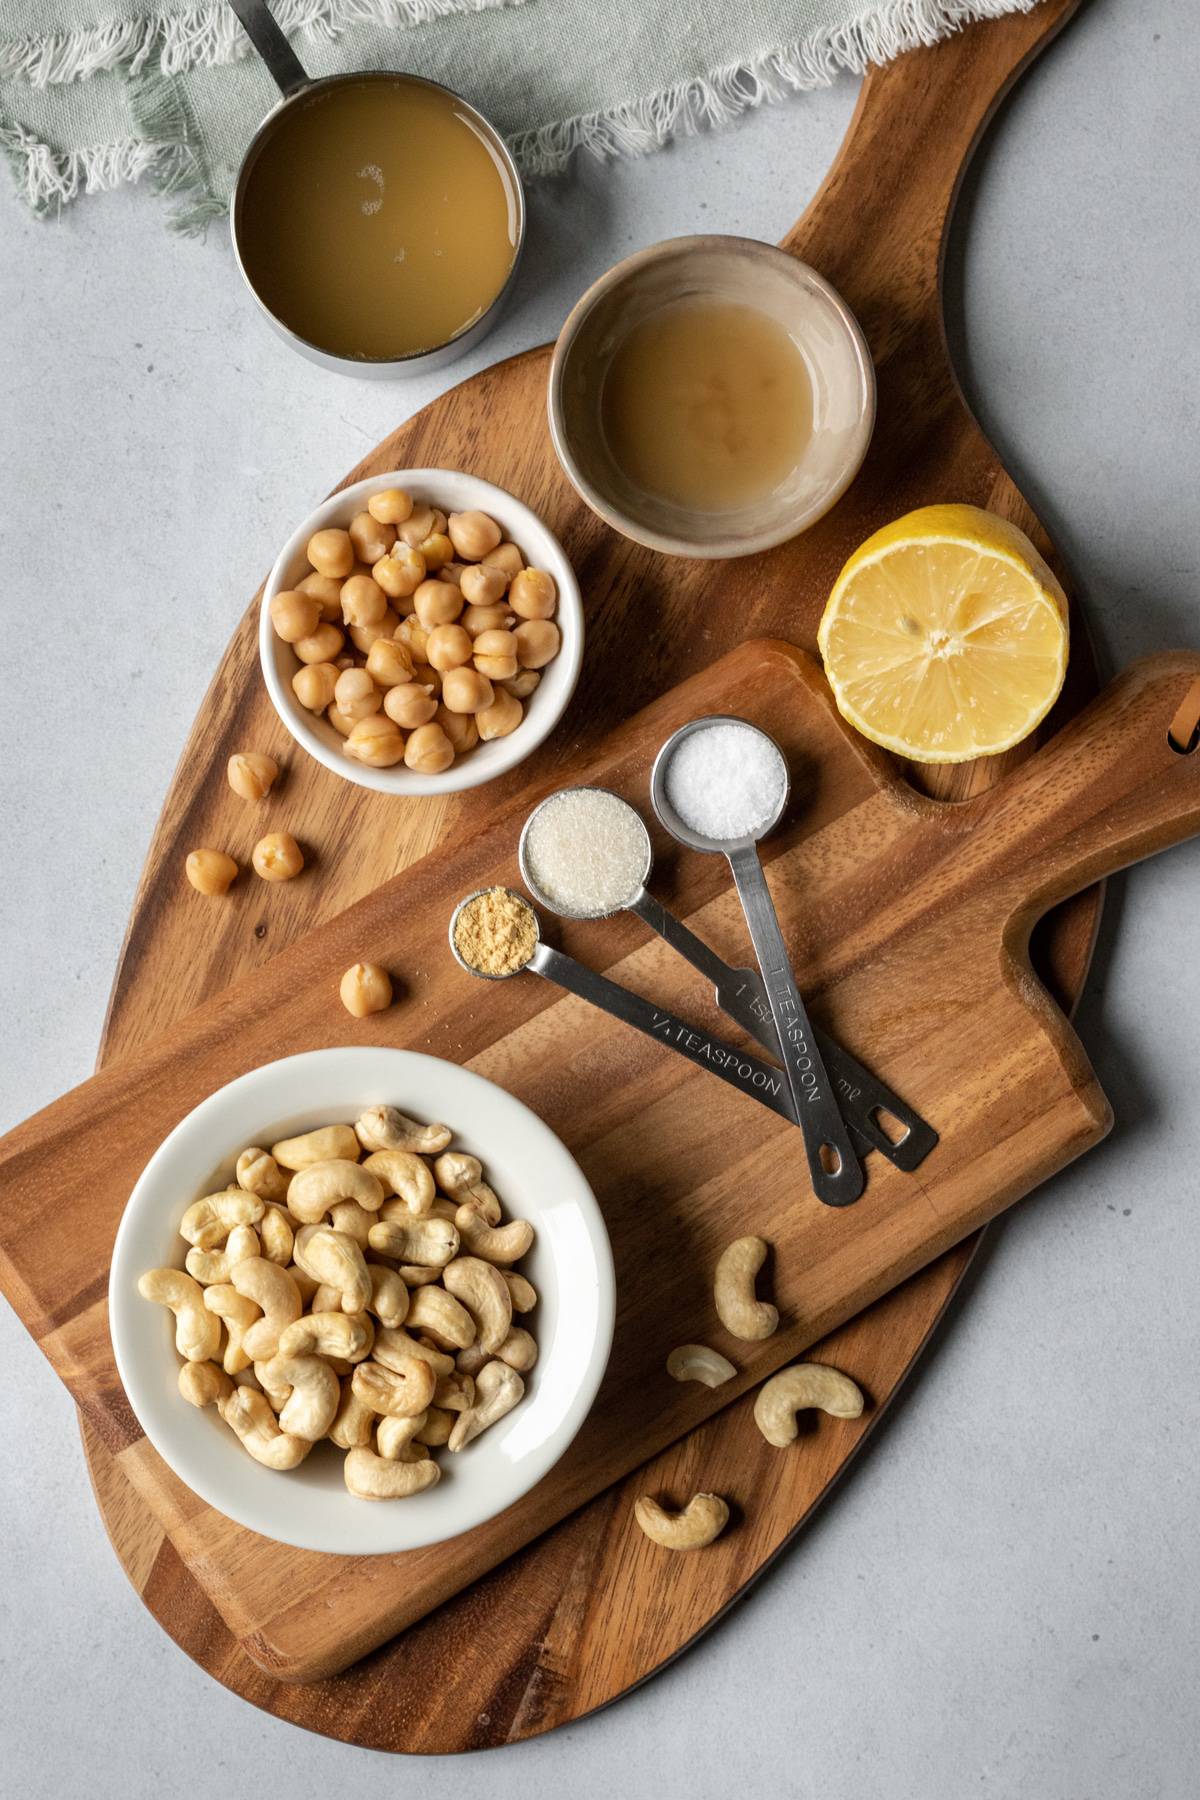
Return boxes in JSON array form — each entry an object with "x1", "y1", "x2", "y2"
[
  {"x1": 340, "y1": 962, "x2": 393, "y2": 1017},
  {"x1": 226, "y1": 752, "x2": 279, "y2": 801},
  {"x1": 252, "y1": 831, "x2": 304, "y2": 882},
  {"x1": 185, "y1": 848, "x2": 239, "y2": 896},
  {"x1": 137, "y1": 1106, "x2": 539, "y2": 1501}
]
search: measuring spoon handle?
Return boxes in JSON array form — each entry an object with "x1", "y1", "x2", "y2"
[
  {"x1": 529, "y1": 944, "x2": 799, "y2": 1127},
  {"x1": 727, "y1": 844, "x2": 864, "y2": 1206}
]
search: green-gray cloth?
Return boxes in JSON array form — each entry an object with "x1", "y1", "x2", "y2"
[{"x1": 0, "y1": 0, "x2": 1039, "y2": 232}]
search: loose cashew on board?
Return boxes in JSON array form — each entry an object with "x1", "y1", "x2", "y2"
[
  {"x1": 714, "y1": 1236, "x2": 779, "y2": 1341},
  {"x1": 667, "y1": 1343, "x2": 737, "y2": 1388},
  {"x1": 753, "y1": 1363, "x2": 864, "y2": 1447},
  {"x1": 634, "y1": 1493, "x2": 730, "y2": 1551}
]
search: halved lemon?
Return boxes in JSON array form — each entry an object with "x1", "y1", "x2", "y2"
[{"x1": 817, "y1": 504, "x2": 1069, "y2": 763}]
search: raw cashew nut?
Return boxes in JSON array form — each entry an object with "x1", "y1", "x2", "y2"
[
  {"x1": 494, "y1": 1327, "x2": 538, "y2": 1373},
  {"x1": 448, "y1": 1359, "x2": 524, "y2": 1450},
  {"x1": 258, "y1": 1353, "x2": 340, "y2": 1441},
  {"x1": 366, "y1": 1263, "x2": 409, "y2": 1328},
  {"x1": 433, "y1": 1152, "x2": 502, "y2": 1225},
  {"x1": 203, "y1": 1283, "x2": 261, "y2": 1375},
  {"x1": 363, "y1": 1149, "x2": 436, "y2": 1216},
  {"x1": 432, "y1": 1371, "x2": 474, "y2": 1413},
  {"x1": 310, "y1": 1281, "x2": 342, "y2": 1315},
  {"x1": 218, "y1": 1386, "x2": 311, "y2": 1469},
  {"x1": 372, "y1": 1326, "x2": 455, "y2": 1378},
  {"x1": 367, "y1": 1215, "x2": 458, "y2": 1267},
  {"x1": 329, "y1": 1200, "x2": 374, "y2": 1246},
  {"x1": 138, "y1": 1268, "x2": 222, "y2": 1363},
  {"x1": 231, "y1": 1258, "x2": 303, "y2": 1361},
  {"x1": 179, "y1": 1189, "x2": 264, "y2": 1250},
  {"x1": 397, "y1": 1263, "x2": 443, "y2": 1286},
  {"x1": 286, "y1": 1158, "x2": 384, "y2": 1224},
  {"x1": 454, "y1": 1206, "x2": 534, "y2": 1266},
  {"x1": 329, "y1": 1376, "x2": 377, "y2": 1449},
  {"x1": 415, "y1": 1406, "x2": 454, "y2": 1446},
  {"x1": 404, "y1": 1284, "x2": 476, "y2": 1350},
  {"x1": 344, "y1": 1444, "x2": 441, "y2": 1500},
  {"x1": 634, "y1": 1492, "x2": 729, "y2": 1551},
  {"x1": 178, "y1": 1361, "x2": 232, "y2": 1408},
  {"x1": 293, "y1": 1223, "x2": 372, "y2": 1313},
  {"x1": 279, "y1": 1310, "x2": 374, "y2": 1363},
  {"x1": 667, "y1": 1344, "x2": 738, "y2": 1388},
  {"x1": 354, "y1": 1106, "x2": 452, "y2": 1156},
  {"x1": 290, "y1": 1268, "x2": 320, "y2": 1306},
  {"x1": 501, "y1": 1270, "x2": 538, "y2": 1313},
  {"x1": 271, "y1": 1124, "x2": 360, "y2": 1170},
  {"x1": 352, "y1": 1356, "x2": 436, "y2": 1419},
  {"x1": 235, "y1": 1146, "x2": 288, "y2": 1201},
  {"x1": 713, "y1": 1236, "x2": 779, "y2": 1341},
  {"x1": 184, "y1": 1222, "x2": 259, "y2": 1286},
  {"x1": 376, "y1": 1411, "x2": 428, "y2": 1459},
  {"x1": 258, "y1": 1204, "x2": 295, "y2": 1265},
  {"x1": 442, "y1": 1256, "x2": 512, "y2": 1354},
  {"x1": 753, "y1": 1363, "x2": 864, "y2": 1447}
]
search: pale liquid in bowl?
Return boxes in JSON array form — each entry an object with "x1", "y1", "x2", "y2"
[
  {"x1": 238, "y1": 77, "x2": 519, "y2": 360},
  {"x1": 599, "y1": 298, "x2": 814, "y2": 512}
]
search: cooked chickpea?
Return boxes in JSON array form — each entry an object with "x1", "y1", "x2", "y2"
[
  {"x1": 251, "y1": 832, "x2": 304, "y2": 882},
  {"x1": 340, "y1": 573, "x2": 388, "y2": 628},
  {"x1": 514, "y1": 617, "x2": 561, "y2": 669},
  {"x1": 404, "y1": 722, "x2": 455, "y2": 774},
  {"x1": 397, "y1": 504, "x2": 445, "y2": 548},
  {"x1": 472, "y1": 628, "x2": 519, "y2": 680},
  {"x1": 297, "y1": 571, "x2": 344, "y2": 621},
  {"x1": 502, "y1": 668, "x2": 541, "y2": 700},
  {"x1": 269, "y1": 589, "x2": 320, "y2": 643},
  {"x1": 292, "y1": 662, "x2": 339, "y2": 711},
  {"x1": 476, "y1": 686, "x2": 524, "y2": 740},
  {"x1": 438, "y1": 562, "x2": 468, "y2": 589},
  {"x1": 326, "y1": 703, "x2": 356, "y2": 737},
  {"x1": 418, "y1": 531, "x2": 455, "y2": 572},
  {"x1": 509, "y1": 567, "x2": 558, "y2": 620},
  {"x1": 294, "y1": 621, "x2": 345, "y2": 664},
  {"x1": 185, "y1": 848, "x2": 238, "y2": 896},
  {"x1": 344, "y1": 714, "x2": 405, "y2": 767},
  {"x1": 372, "y1": 544, "x2": 425, "y2": 600},
  {"x1": 441, "y1": 666, "x2": 494, "y2": 715},
  {"x1": 435, "y1": 704, "x2": 478, "y2": 753},
  {"x1": 481, "y1": 541, "x2": 525, "y2": 580},
  {"x1": 227, "y1": 752, "x2": 279, "y2": 801},
  {"x1": 461, "y1": 601, "x2": 513, "y2": 638},
  {"x1": 425, "y1": 623, "x2": 473, "y2": 671},
  {"x1": 414, "y1": 661, "x2": 442, "y2": 698},
  {"x1": 459, "y1": 563, "x2": 509, "y2": 608},
  {"x1": 363, "y1": 637, "x2": 414, "y2": 689},
  {"x1": 394, "y1": 616, "x2": 429, "y2": 663},
  {"x1": 348, "y1": 511, "x2": 395, "y2": 566},
  {"x1": 347, "y1": 609, "x2": 398, "y2": 653},
  {"x1": 334, "y1": 666, "x2": 383, "y2": 723},
  {"x1": 340, "y1": 961, "x2": 393, "y2": 1017},
  {"x1": 306, "y1": 528, "x2": 354, "y2": 578},
  {"x1": 383, "y1": 681, "x2": 438, "y2": 729},
  {"x1": 367, "y1": 487, "x2": 414, "y2": 526},
  {"x1": 414, "y1": 578, "x2": 463, "y2": 629},
  {"x1": 447, "y1": 510, "x2": 502, "y2": 561}
]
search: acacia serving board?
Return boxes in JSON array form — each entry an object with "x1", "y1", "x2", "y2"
[
  {"x1": 1, "y1": 0, "x2": 1159, "y2": 1752},
  {"x1": 4, "y1": 631, "x2": 1200, "y2": 1688}
]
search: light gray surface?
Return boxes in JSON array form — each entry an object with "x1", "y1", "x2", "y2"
[{"x1": 1, "y1": 1, "x2": 1197, "y2": 1795}]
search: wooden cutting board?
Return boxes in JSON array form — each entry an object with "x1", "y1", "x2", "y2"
[{"x1": 4, "y1": 629, "x2": 1200, "y2": 1687}]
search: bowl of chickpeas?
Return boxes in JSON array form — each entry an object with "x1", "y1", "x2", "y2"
[{"x1": 260, "y1": 470, "x2": 583, "y2": 794}]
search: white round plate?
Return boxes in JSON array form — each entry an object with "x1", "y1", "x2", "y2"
[{"x1": 108, "y1": 1048, "x2": 614, "y2": 1556}]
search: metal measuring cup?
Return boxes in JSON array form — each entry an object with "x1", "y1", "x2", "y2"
[
  {"x1": 650, "y1": 719, "x2": 863, "y2": 1207},
  {"x1": 449, "y1": 890, "x2": 828, "y2": 1131},
  {"x1": 517, "y1": 788, "x2": 935, "y2": 1172},
  {"x1": 228, "y1": 0, "x2": 525, "y2": 376}
]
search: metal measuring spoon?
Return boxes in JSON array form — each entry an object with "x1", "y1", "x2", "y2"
[
  {"x1": 518, "y1": 789, "x2": 935, "y2": 1171},
  {"x1": 450, "y1": 890, "x2": 839, "y2": 1133},
  {"x1": 651, "y1": 719, "x2": 864, "y2": 1208}
]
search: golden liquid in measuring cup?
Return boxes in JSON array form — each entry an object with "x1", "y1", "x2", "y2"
[
  {"x1": 238, "y1": 77, "x2": 518, "y2": 361},
  {"x1": 600, "y1": 298, "x2": 814, "y2": 511}
]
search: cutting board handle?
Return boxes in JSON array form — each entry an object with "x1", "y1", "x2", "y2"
[{"x1": 984, "y1": 653, "x2": 1200, "y2": 930}]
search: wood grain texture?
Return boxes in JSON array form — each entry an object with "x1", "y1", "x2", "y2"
[{"x1": 5, "y1": 0, "x2": 1153, "y2": 1751}]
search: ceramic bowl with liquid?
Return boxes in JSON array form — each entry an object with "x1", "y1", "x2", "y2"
[{"x1": 547, "y1": 235, "x2": 875, "y2": 558}]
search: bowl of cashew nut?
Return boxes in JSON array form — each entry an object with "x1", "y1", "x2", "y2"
[{"x1": 108, "y1": 1047, "x2": 614, "y2": 1555}]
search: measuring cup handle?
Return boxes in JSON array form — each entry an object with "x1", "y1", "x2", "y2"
[{"x1": 228, "y1": 0, "x2": 311, "y2": 98}]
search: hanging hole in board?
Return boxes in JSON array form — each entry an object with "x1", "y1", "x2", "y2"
[
  {"x1": 870, "y1": 1105, "x2": 912, "y2": 1146},
  {"x1": 819, "y1": 1143, "x2": 843, "y2": 1176},
  {"x1": 1167, "y1": 677, "x2": 1200, "y2": 755}
]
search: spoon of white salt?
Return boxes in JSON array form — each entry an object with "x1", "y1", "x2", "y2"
[{"x1": 651, "y1": 717, "x2": 864, "y2": 1208}]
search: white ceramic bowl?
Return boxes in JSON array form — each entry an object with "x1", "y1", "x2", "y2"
[
  {"x1": 108, "y1": 1048, "x2": 614, "y2": 1556},
  {"x1": 260, "y1": 470, "x2": 584, "y2": 795}
]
